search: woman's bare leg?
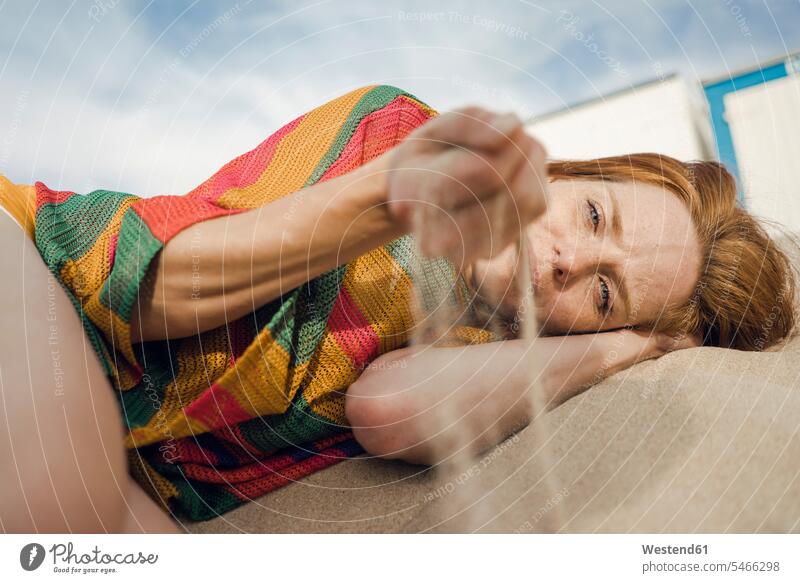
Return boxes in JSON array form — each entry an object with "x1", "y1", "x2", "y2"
[
  {"x1": 0, "y1": 211, "x2": 179, "y2": 533},
  {"x1": 121, "y1": 479, "x2": 182, "y2": 533}
]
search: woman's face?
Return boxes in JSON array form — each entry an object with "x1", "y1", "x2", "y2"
[{"x1": 467, "y1": 178, "x2": 703, "y2": 334}]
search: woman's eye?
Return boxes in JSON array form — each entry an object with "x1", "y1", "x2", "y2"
[
  {"x1": 598, "y1": 278, "x2": 611, "y2": 314},
  {"x1": 587, "y1": 200, "x2": 600, "y2": 231}
]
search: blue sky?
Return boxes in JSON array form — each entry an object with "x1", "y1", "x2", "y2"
[{"x1": 1, "y1": 0, "x2": 798, "y2": 195}]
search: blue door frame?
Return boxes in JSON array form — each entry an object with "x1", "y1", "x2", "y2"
[{"x1": 703, "y1": 55, "x2": 799, "y2": 202}]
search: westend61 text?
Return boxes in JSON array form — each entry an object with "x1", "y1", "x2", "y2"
[{"x1": 642, "y1": 544, "x2": 708, "y2": 555}]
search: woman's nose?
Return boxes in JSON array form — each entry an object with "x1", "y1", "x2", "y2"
[{"x1": 552, "y1": 245, "x2": 595, "y2": 285}]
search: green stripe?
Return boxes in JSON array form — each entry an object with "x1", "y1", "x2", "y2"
[
  {"x1": 262, "y1": 292, "x2": 298, "y2": 355},
  {"x1": 386, "y1": 236, "x2": 470, "y2": 317},
  {"x1": 172, "y1": 478, "x2": 241, "y2": 521},
  {"x1": 98, "y1": 208, "x2": 163, "y2": 326},
  {"x1": 118, "y1": 340, "x2": 180, "y2": 428},
  {"x1": 35, "y1": 190, "x2": 135, "y2": 262},
  {"x1": 257, "y1": 266, "x2": 344, "y2": 361},
  {"x1": 33, "y1": 200, "x2": 116, "y2": 376},
  {"x1": 294, "y1": 267, "x2": 344, "y2": 364},
  {"x1": 303, "y1": 85, "x2": 419, "y2": 187},
  {"x1": 238, "y1": 392, "x2": 345, "y2": 452},
  {"x1": 149, "y1": 463, "x2": 242, "y2": 521},
  {"x1": 385, "y1": 235, "x2": 417, "y2": 278}
]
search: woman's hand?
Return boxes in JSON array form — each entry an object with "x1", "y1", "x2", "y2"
[
  {"x1": 629, "y1": 328, "x2": 703, "y2": 363},
  {"x1": 385, "y1": 107, "x2": 548, "y2": 266}
]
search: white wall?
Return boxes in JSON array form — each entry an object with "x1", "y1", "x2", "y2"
[
  {"x1": 724, "y1": 74, "x2": 800, "y2": 232},
  {"x1": 526, "y1": 76, "x2": 713, "y2": 162}
]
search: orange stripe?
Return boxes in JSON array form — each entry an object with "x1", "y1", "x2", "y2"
[
  {"x1": 215, "y1": 327, "x2": 307, "y2": 417},
  {"x1": 0, "y1": 175, "x2": 36, "y2": 240},
  {"x1": 303, "y1": 329, "x2": 357, "y2": 422},
  {"x1": 216, "y1": 86, "x2": 374, "y2": 209},
  {"x1": 342, "y1": 246, "x2": 416, "y2": 354}
]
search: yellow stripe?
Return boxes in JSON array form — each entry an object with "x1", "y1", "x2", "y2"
[
  {"x1": 215, "y1": 327, "x2": 307, "y2": 417},
  {"x1": 0, "y1": 175, "x2": 36, "y2": 240},
  {"x1": 303, "y1": 329, "x2": 356, "y2": 422},
  {"x1": 59, "y1": 198, "x2": 135, "y2": 298},
  {"x1": 125, "y1": 329, "x2": 234, "y2": 446},
  {"x1": 217, "y1": 85, "x2": 374, "y2": 209},
  {"x1": 127, "y1": 449, "x2": 180, "y2": 506},
  {"x1": 308, "y1": 392, "x2": 347, "y2": 425},
  {"x1": 342, "y1": 247, "x2": 415, "y2": 354},
  {"x1": 80, "y1": 285, "x2": 139, "y2": 374}
]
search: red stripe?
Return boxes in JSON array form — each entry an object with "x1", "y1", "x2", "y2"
[
  {"x1": 319, "y1": 95, "x2": 433, "y2": 182},
  {"x1": 107, "y1": 232, "x2": 119, "y2": 268},
  {"x1": 35, "y1": 182, "x2": 76, "y2": 208},
  {"x1": 226, "y1": 443, "x2": 355, "y2": 500},
  {"x1": 184, "y1": 114, "x2": 305, "y2": 202},
  {"x1": 328, "y1": 288, "x2": 380, "y2": 370},
  {"x1": 170, "y1": 439, "x2": 219, "y2": 466},
  {"x1": 131, "y1": 195, "x2": 245, "y2": 243},
  {"x1": 210, "y1": 424, "x2": 266, "y2": 458},
  {"x1": 184, "y1": 383, "x2": 255, "y2": 430}
]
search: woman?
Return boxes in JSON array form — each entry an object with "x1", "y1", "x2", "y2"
[
  {"x1": 0, "y1": 85, "x2": 794, "y2": 531},
  {"x1": 347, "y1": 153, "x2": 797, "y2": 463}
]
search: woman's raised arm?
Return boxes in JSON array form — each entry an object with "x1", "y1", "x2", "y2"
[
  {"x1": 131, "y1": 107, "x2": 547, "y2": 343},
  {"x1": 130, "y1": 155, "x2": 399, "y2": 342}
]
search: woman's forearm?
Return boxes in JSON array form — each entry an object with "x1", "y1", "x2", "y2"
[
  {"x1": 346, "y1": 330, "x2": 659, "y2": 464},
  {"x1": 537, "y1": 329, "x2": 659, "y2": 406},
  {"x1": 131, "y1": 155, "x2": 400, "y2": 343}
]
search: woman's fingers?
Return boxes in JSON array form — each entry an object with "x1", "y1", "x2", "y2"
[
  {"x1": 387, "y1": 104, "x2": 549, "y2": 264},
  {"x1": 670, "y1": 331, "x2": 704, "y2": 350},
  {"x1": 636, "y1": 329, "x2": 703, "y2": 359},
  {"x1": 419, "y1": 107, "x2": 524, "y2": 152},
  {"x1": 416, "y1": 192, "x2": 525, "y2": 266},
  {"x1": 507, "y1": 134, "x2": 549, "y2": 223},
  {"x1": 424, "y1": 136, "x2": 526, "y2": 207},
  {"x1": 414, "y1": 108, "x2": 530, "y2": 211},
  {"x1": 425, "y1": 138, "x2": 545, "y2": 249}
]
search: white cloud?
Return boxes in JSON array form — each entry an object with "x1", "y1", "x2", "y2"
[{"x1": 0, "y1": 0, "x2": 797, "y2": 195}]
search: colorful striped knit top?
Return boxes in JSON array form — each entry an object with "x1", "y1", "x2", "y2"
[{"x1": 22, "y1": 85, "x2": 493, "y2": 520}]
